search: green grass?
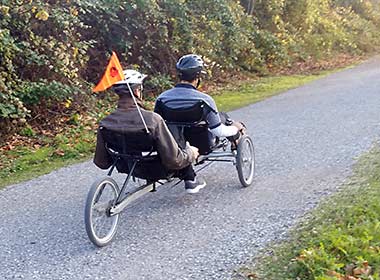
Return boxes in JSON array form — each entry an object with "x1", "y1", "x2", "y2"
[
  {"x1": 0, "y1": 150, "x2": 91, "y2": 188},
  {"x1": 213, "y1": 72, "x2": 333, "y2": 112},
  {"x1": 0, "y1": 128, "x2": 95, "y2": 188},
  {"x1": 234, "y1": 145, "x2": 380, "y2": 280},
  {"x1": 0, "y1": 68, "x2": 342, "y2": 189}
]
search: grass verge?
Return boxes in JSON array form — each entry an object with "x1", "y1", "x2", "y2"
[
  {"x1": 0, "y1": 128, "x2": 95, "y2": 188},
  {"x1": 214, "y1": 71, "x2": 334, "y2": 112},
  {"x1": 0, "y1": 68, "x2": 346, "y2": 189},
  {"x1": 234, "y1": 144, "x2": 380, "y2": 280}
]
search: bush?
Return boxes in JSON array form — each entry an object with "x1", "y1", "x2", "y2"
[
  {"x1": 0, "y1": 0, "x2": 90, "y2": 120},
  {"x1": 144, "y1": 74, "x2": 174, "y2": 96},
  {"x1": 0, "y1": 0, "x2": 380, "y2": 143},
  {"x1": 16, "y1": 80, "x2": 80, "y2": 106}
]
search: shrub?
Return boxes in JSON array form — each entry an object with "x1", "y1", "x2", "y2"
[{"x1": 0, "y1": 0, "x2": 380, "y2": 142}]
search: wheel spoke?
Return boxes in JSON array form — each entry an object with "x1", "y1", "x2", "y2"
[
  {"x1": 85, "y1": 177, "x2": 120, "y2": 246},
  {"x1": 236, "y1": 136, "x2": 255, "y2": 187},
  {"x1": 91, "y1": 187, "x2": 117, "y2": 238},
  {"x1": 242, "y1": 141, "x2": 252, "y2": 176},
  {"x1": 93, "y1": 202, "x2": 109, "y2": 213}
]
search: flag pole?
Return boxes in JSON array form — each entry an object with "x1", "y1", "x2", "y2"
[
  {"x1": 92, "y1": 51, "x2": 149, "y2": 134},
  {"x1": 125, "y1": 82, "x2": 150, "y2": 134}
]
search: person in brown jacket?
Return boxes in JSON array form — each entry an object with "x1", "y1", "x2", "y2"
[{"x1": 94, "y1": 69, "x2": 200, "y2": 192}]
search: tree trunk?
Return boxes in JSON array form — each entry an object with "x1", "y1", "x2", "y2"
[{"x1": 240, "y1": 0, "x2": 255, "y2": 15}]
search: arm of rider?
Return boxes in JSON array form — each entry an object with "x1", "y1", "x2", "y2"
[{"x1": 186, "y1": 142, "x2": 199, "y2": 159}]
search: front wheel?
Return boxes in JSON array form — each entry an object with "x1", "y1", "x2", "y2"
[
  {"x1": 84, "y1": 177, "x2": 120, "y2": 247},
  {"x1": 236, "y1": 135, "x2": 255, "y2": 187}
]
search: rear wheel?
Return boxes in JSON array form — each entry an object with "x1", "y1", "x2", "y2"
[
  {"x1": 84, "y1": 177, "x2": 120, "y2": 247},
  {"x1": 236, "y1": 135, "x2": 255, "y2": 187}
]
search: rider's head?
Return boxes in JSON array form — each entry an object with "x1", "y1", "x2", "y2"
[
  {"x1": 113, "y1": 69, "x2": 147, "y2": 99},
  {"x1": 176, "y1": 54, "x2": 206, "y2": 88}
]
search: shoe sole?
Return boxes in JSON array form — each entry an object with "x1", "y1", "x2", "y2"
[{"x1": 186, "y1": 182, "x2": 207, "y2": 194}]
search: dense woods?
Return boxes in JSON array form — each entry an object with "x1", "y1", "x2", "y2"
[{"x1": 0, "y1": 0, "x2": 379, "y2": 142}]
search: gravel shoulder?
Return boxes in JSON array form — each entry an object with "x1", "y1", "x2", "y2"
[{"x1": 1, "y1": 57, "x2": 380, "y2": 280}]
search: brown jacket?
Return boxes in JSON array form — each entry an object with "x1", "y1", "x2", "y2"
[{"x1": 94, "y1": 96, "x2": 195, "y2": 170}]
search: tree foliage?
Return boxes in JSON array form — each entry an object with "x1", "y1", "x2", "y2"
[
  {"x1": 0, "y1": 0, "x2": 90, "y2": 138},
  {"x1": 0, "y1": 0, "x2": 379, "y2": 141}
]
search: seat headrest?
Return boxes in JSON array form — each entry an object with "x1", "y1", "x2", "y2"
[{"x1": 155, "y1": 99, "x2": 210, "y2": 123}]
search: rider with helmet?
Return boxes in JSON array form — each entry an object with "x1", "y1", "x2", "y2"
[
  {"x1": 94, "y1": 69, "x2": 200, "y2": 173},
  {"x1": 154, "y1": 54, "x2": 244, "y2": 194}
]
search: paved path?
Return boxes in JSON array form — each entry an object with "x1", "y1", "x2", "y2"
[{"x1": 1, "y1": 57, "x2": 380, "y2": 280}]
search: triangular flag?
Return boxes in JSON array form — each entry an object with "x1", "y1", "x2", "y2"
[{"x1": 93, "y1": 52, "x2": 125, "y2": 92}]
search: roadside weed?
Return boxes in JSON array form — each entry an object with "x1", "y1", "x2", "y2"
[{"x1": 238, "y1": 146, "x2": 380, "y2": 280}]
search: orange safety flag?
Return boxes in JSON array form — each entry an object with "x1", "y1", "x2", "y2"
[{"x1": 93, "y1": 52, "x2": 125, "y2": 92}]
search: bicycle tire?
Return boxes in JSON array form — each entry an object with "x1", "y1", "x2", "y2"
[
  {"x1": 236, "y1": 135, "x2": 255, "y2": 187},
  {"x1": 84, "y1": 177, "x2": 120, "y2": 247}
]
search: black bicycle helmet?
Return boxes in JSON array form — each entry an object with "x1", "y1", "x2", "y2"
[{"x1": 176, "y1": 54, "x2": 205, "y2": 81}]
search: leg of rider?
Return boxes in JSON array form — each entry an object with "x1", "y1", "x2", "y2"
[
  {"x1": 218, "y1": 112, "x2": 233, "y2": 125},
  {"x1": 219, "y1": 112, "x2": 245, "y2": 130},
  {"x1": 219, "y1": 112, "x2": 241, "y2": 149},
  {"x1": 181, "y1": 165, "x2": 196, "y2": 181},
  {"x1": 180, "y1": 165, "x2": 206, "y2": 193}
]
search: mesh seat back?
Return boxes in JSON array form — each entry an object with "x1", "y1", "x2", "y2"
[
  {"x1": 155, "y1": 99, "x2": 214, "y2": 155},
  {"x1": 100, "y1": 127, "x2": 155, "y2": 154},
  {"x1": 100, "y1": 127, "x2": 171, "y2": 180}
]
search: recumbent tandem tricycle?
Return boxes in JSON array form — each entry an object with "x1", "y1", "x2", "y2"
[{"x1": 84, "y1": 99, "x2": 255, "y2": 247}]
